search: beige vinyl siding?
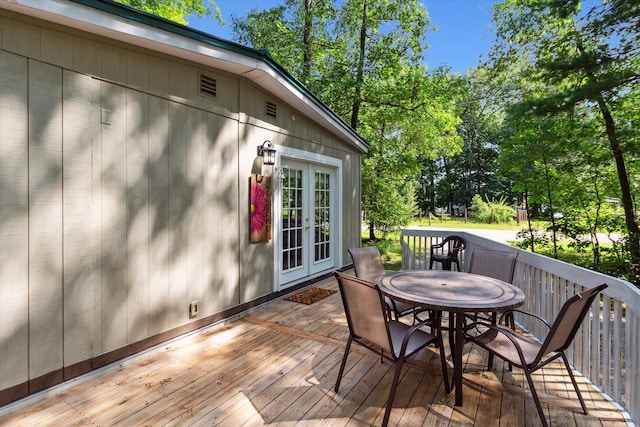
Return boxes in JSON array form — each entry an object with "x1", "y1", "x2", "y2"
[
  {"x1": 62, "y1": 70, "x2": 100, "y2": 366},
  {"x1": 185, "y1": 108, "x2": 204, "y2": 324},
  {"x1": 100, "y1": 81, "x2": 126, "y2": 353},
  {"x1": 342, "y1": 153, "x2": 362, "y2": 265},
  {"x1": 0, "y1": 9, "x2": 361, "y2": 395},
  {"x1": 41, "y1": 26, "x2": 73, "y2": 70},
  {"x1": 147, "y1": 96, "x2": 171, "y2": 335},
  {"x1": 73, "y1": 36, "x2": 102, "y2": 78},
  {"x1": 2, "y1": 17, "x2": 40, "y2": 60},
  {"x1": 126, "y1": 88, "x2": 151, "y2": 343},
  {"x1": 28, "y1": 60, "x2": 64, "y2": 379},
  {"x1": 203, "y1": 111, "x2": 240, "y2": 312},
  {"x1": 167, "y1": 101, "x2": 189, "y2": 327},
  {"x1": 0, "y1": 50, "x2": 29, "y2": 390}
]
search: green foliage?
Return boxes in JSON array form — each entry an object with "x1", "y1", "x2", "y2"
[
  {"x1": 231, "y1": 0, "x2": 334, "y2": 87},
  {"x1": 362, "y1": 234, "x2": 403, "y2": 271},
  {"x1": 488, "y1": 0, "x2": 640, "y2": 282},
  {"x1": 231, "y1": 0, "x2": 462, "y2": 238},
  {"x1": 469, "y1": 194, "x2": 516, "y2": 224},
  {"x1": 116, "y1": 0, "x2": 222, "y2": 25},
  {"x1": 363, "y1": 178, "x2": 417, "y2": 236},
  {"x1": 419, "y1": 69, "x2": 515, "y2": 213},
  {"x1": 512, "y1": 227, "x2": 553, "y2": 251}
]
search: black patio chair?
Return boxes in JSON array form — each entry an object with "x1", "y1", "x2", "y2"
[{"x1": 429, "y1": 235, "x2": 466, "y2": 271}]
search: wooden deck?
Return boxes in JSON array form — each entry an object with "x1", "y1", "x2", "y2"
[{"x1": 0, "y1": 275, "x2": 629, "y2": 426}]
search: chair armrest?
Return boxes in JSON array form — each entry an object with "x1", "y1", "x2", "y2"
[
  {"x1": 499, "y1": 309, "x2": 552, "y2": 329},
  {"x1": 430, "y1": 241, "x2": 446, "y2": 253},
  {"x1": 397, "y1": 315, "x2": 442, "y2": 358},
  {"x1": 465, "y1": 322, "x2": 529, "y2": 365},
  {"x1": 410, "y1": 314, "x2": 441, "y2": 332}
]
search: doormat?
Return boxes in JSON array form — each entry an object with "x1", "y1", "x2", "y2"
[{"x1": 284, "y1": 287, "x2": 337, "y2": 305}]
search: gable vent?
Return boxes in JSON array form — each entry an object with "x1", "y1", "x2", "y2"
[
  {"x1": 266, "y1": 101, "x2": 277, "y2": 119},
  {"x1": 200, "y1": 74, "x2": 217, "y2": 98}
]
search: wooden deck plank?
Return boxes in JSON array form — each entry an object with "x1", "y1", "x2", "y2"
[
  {"x1": 319, "y1": 353, "x2": 390, "y2": 426},
  {"x1": 112, "y1": 326, "x2": 298, "y2": 425},
  {"x1": 163, "y1": 334, "x2": 323, "y2": 425},
  {"x1": 264, "y1": 328, "x2": 349, "y2": 424},
  {"x1": 267, "y1": 348, "x2": 346, "y2": 425},
  {"x1": 397, "y1": 368, "x2": 446, "y2": 426},
  {"x1": 227, "y1": 346, "x2": 343, "y2": 425},
  {"x1": 88, "y1": 322, "x2": 279, "y2": 423},
  {"x1": 296, "y1": 352, "x2": 370, "y2": 426},
  {"x1": 182, "y1": 332, "x2": 322, "y2": 426},
  {"x1": 0, "y1": 276, "x2": 628, "y2": 427},
  {"x1": 447, "y1": 344, "x2": 485, "y2": 425}
]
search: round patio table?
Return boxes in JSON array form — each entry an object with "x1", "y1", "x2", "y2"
[{"x1": 376, "y1": 269, "x2": 525, "y2": 406}]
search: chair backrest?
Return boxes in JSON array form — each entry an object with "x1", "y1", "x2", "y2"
[
  {"x1": 348, "y1": 246, "x2": 385, "y2": 281},
  {"x1": 467, "y1": 248, "x2": 517, "y2": 283},
  {"x1": 334, "y1": 272, "x2": 393, "y2": 354},
  {"x1": 442, "y1": 235, "x2": 466, "y2": 256},
  {"x1": 537, "y1": 284, "x2": 608, "y2": 362}
]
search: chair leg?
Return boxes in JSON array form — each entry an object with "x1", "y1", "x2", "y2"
[
  {"x1": 504, "y1": 311, "x2": 515, "y2": 329},
  {"x1": 523, "y1": 367, "x2": 549, "y2": 427},
  {"x1": 382, "y1": 357, "x2": 406, "y2": 427},
  {"x1": 561, "y1": 353, "x2": 588, "y2": 415},
  {"x1": 487, "y1": 352, "x2": 495, "y2": 370},
  {"x1": 335, "y1": 335, "x2": 353, "y2": 393}
]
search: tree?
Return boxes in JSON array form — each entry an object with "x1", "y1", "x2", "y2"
[
  {"x1": 115, "y1": 0, "x2": 222, "y2": 25},
  {"x1": 232, "y1": 0, "x2": 462, "y2": 239},
  {"x1": 430, "y1": 70, "x2": 514, "y2": 214},
  {"x1": 489, "y1": 0, "x2": 640, "y2": 283},
  {"x1": 231, "y1": 0, "x2": 334, "y2": 90}
]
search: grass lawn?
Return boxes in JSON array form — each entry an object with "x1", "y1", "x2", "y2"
[{"x1": 410, "y1": 215, "x2": 538, "y2": 230}]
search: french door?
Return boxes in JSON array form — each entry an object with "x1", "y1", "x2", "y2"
[{"x1": 279, "y1": 159, "x2": 336, "y2": 285}]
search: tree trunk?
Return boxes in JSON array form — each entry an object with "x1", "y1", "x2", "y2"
[
  {"x1": 595, "y1": 95, "x2": 640, "y2": 281},
  {"x1": 542, "y1": 156, "x2": 558, "y2": 258},
  {"x1": 574, "y1": 35, "x2": 640, "y2": 282},
  {"x1": 350, "y1": 0, "x2": 367, "y2": 130},
  {"x1": 302, "y1": 0, "x2": 314, "y2": 83},
  {"x1": 524, "y1": 188, "x2": 536, "y2": 253}
]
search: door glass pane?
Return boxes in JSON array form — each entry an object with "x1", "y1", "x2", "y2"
[
  {"x1": 282, "y1": 167, "x2": 304, "y2": 271},
  {"x1": 314, "y1": 171, "x2": 331, "y2": 262}
]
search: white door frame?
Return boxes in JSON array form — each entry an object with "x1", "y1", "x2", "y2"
[{"x1": 272, "y1": 146, "x2": 342, "y2": 291}]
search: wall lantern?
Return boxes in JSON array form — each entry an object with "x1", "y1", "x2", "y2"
[{"x1": 257, "y1": 140, "x2": 276, "y2": 165}]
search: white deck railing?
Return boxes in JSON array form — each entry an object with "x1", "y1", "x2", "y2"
[{"x1": 401, "y1": 227, "x2": 640, "y2": 425}]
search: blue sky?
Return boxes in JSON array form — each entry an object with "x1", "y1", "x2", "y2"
[{"x1": 188, "y1": 0, "x2": 496, "y2": 74}]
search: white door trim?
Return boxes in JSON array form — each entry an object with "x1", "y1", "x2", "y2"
[{"x1": 272, "y1": 146, "x2": 342, "y2": 291}]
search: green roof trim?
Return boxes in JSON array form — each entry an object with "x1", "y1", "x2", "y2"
[{"x1": 68, "y1": 0, "x2": 368, "y2": 150}]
